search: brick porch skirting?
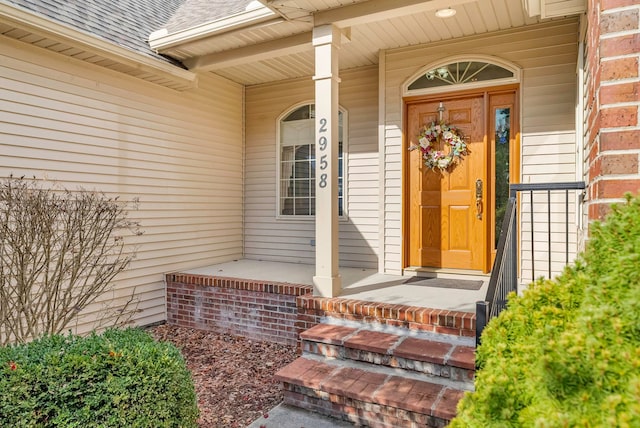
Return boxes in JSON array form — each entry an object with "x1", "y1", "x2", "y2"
[
  {"x1": 166, "y1": 273, "x2": 312, "y2": 346},
  {"x1": 166, "y1": 273, "x2": 476, "y2": 347}
]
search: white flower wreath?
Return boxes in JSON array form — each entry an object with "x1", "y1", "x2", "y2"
[{"x1": 410, "y1": 121, "x2": 468, "y2": 172}]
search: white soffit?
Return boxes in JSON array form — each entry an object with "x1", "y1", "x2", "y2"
[
  {"x1": 523, "y1": 0, "x2": 586, "y2": 19},
  {"x1": 542, "y1": 0, "x2": 586, "y2": 19},
  {"x1": 152, "y1": 0, "x2": 563, "y2": 85}
]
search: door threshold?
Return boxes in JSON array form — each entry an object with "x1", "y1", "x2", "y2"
[{"x1": 404, "y1": 266, "x2": 490, "y2": 281}]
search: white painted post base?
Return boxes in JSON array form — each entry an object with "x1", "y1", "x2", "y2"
[{"x1": 312, "y1": 274, "x2": 342, "y2": 298}]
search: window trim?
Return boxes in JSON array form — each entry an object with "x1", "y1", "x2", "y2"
[{"x1": 275, "y1": 101, "x2": 348, "y2": 220}]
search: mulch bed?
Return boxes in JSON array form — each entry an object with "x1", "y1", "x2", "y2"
[{"x1": 150, "y1": 324, "x2": 298, "y2": 428}]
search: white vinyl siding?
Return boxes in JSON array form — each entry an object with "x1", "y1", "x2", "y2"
[
  {"x1": 519, "y1": 131, "x2": 579, "y2": 282},
  {"x1": 383, "y1": 18, "x2": 579, "y2": 277},
  {"x1": 0, "y1": 35, "x2": 244, "y2": 334},
  {"x1": 244, "y1": 66, "x2": 379, "y2": 268}
]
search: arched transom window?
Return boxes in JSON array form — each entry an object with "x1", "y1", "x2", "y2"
[{"x1": 406, "y1": 60, "x2": 518, "y2": 94}]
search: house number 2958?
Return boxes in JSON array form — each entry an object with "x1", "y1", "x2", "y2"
[{"x1": 318, "y1": 118, "x2": 328, "y2": 188}]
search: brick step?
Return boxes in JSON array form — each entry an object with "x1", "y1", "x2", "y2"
[
  {"x1": 275, "y1": 356, "x2": 465, "y2": 428},
  {"x1": 297, "y1": 295, "x2": 476, "y2": 338},
  {"x1": 301, "y1": 322, "x2": 475, "y2": 386}
]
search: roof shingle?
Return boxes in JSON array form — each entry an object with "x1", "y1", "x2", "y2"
[
  {"x1": 163, "y1": 0, "x2": 256, "y2": 33},
  {"x1": 3, "y1": 0, "x2": 188, "y2": 63}
]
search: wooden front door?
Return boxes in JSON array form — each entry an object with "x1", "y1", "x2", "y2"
[{"x1": 406, "y1": 95, "x2": 488, "y2": 271}]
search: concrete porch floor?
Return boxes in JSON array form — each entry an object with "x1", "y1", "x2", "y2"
[{"x1": 183, "y1": 259, "x2": 489, "y2": 313}]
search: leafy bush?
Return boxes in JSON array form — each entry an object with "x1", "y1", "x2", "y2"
[
  {"x1": 0, "y1": 328, "x2": 198, "y2": 427},
  {"x1": 451, "y1": 193, "x2": 640, "y2": 427}
]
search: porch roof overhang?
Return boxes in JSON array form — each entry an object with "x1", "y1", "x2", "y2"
[
  {"x1": 0, "y1": 2, "x2": 198, "y2": 91},
  {"x1": 149, "y1": 0, "x2": 586, "y2": 86}
]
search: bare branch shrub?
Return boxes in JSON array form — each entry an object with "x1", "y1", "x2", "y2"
[{"x1": 0, "y1": 177, "x2": 142, "y2": 345}]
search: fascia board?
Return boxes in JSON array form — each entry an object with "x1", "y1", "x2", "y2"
[
  {"x1": 149, "y1": 6, "x2": 279, "y2": 52},
  {"x1": 0, "y1": 2, "x2": 197, "y2": 86}
]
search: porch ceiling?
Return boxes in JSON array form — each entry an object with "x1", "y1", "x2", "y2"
[
  {"x1": 0, "y1": 0, "x2": 585, "y2": 89},
  {"x1": 154, "y1": 0, "x2": 582, "y2": 86}
]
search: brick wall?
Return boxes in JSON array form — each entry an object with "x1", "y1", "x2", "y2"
[
  {"x1": 166, "y1": 273, "x2": 312, "y2": 346},
  {"x1": 166, "y1": 273, "x2": 476, "y2": 348},
  {"x1": 586, "y1": 0, "x2": 640, "y2": 220}
]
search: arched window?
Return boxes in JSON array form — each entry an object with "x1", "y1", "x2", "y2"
[
  {"x1": 278, "y1": 104, "x2": 345, "y2": 217},
  {"x1": 404, "y1": 58, "x2": 520, "y2": 96}
]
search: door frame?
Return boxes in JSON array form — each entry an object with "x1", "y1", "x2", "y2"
[{"x1": 402, "y1": 84, "x2": 520, "y2": 273}]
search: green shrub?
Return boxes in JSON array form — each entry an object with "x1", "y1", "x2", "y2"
[
  {"x1": 451, "y1": 193, "x2": 640, "y2": 427},
  {"x1": 0, "y1": 328, "x2": 198, "y2": 427}
]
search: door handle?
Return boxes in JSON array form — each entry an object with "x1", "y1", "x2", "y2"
[{"x1": 475, "y1": 179, "x2": 483, "y2": 220}]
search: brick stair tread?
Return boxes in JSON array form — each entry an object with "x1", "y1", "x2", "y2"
[
  {"x1": 300, "y1": 323, "x2": 358, "y2": 344},
  {"x1": 301, "y1": 323, "x2": 475, "y2": 370},
  {"x1": 275, "y1": 357, "x2": 465, "y2": 421}
]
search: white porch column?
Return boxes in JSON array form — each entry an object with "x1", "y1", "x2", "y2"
[{"x1": 312, "y1": 24, "x2": 341, "y2": 297}]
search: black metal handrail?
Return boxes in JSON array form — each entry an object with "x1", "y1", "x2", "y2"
[
  {"x1": 476, "y1": 181, "x2": 586, "y2": 346},
  {"x1": 510, "y1": 182, "x2": 586, "y2": 282},
  {"x1": 476, "y1": 197, "x2": 516, "y2": 346}
]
